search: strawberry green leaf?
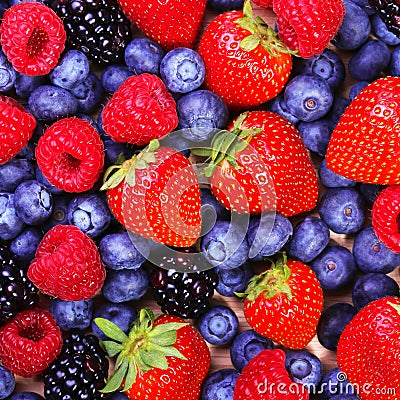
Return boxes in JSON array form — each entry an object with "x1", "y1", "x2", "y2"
[
  {"x1": 151, "y1": 343, "x2": 187, "y2": 360},
  {"x1": 100, "y1": 169, "x2": 127, "y2": 190},
  {"x1": 140, "y1": 152, "x2": 157, "y2": 164},
  {"x1": 123, "y1": 360, "x2": 137, "y2": 392},
  {"x1": 135, "y1": 350, "x2": 152, "y2": 373},
  {"x1": 134, "y1": 159, "x2": 148, "y2": 170},
  {"x1": 147, "y1": 139, "x2": 160, "y2": 152},
  {"x1": 94, "y1": 318, "x2": 128, "y2": 343},
  {"x1": 139, "y1": 348, "x2": 169, "y2": 370},
  {"x1": 125, "y1": 164, "x2": 137, "y2": 186},
  {"x1": 389, "y1": 302, "x2": 400, "y2": 315},
  {"x1": 236, "y1": 17, "x2": 257, "y2": 33},
  {"x1": 240, "y1": 35, "x2": 260, "y2": 52},
  {"x1": 101, "y1": 340, "x2": 124, "y2": 357},
  {"x1": 149, "y1": 322, "x2": 188, "y2": 337},
  {"x1": 191, "y1": 147, "x2": 213, "y2": 157},
  {"x1": 101, "y1": 358, "x2": 129, "y2": 393},
  {"x1": 149, "y1": 331, "x2": 177, "y2": 346},
  {"x1": 242, "y1": 0, "x2": 254, "y2": 19}
]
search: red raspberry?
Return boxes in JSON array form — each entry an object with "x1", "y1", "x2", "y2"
[
  {"x1": 252, "y1": 0, "x2": 274, "y2": 7},
  {"x1": 0, "y1": 308, "x2": 62, "y2": 377},
  {"x1": 0, "y1": 95, "x2": 36, "y2": 164},
  {"x1": 0, "y1": 2, "x2": 66, "y2": 76},
  {"x1": 273, "y1": 0, "x2": 345, "y2": 58},
  {"x1": 101, "y1": 73, "x2": 179, "y2": 146},
  {"x1": 27, "y1": 225, "x2": 106, "y2": 301},
  {"x1": 35, "y1": 117, "x2": 104, "y2": 193}
]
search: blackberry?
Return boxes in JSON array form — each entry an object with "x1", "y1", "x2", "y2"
[
  {"x1": 44, "y1": 330, "x2": 110, "y2": 400},
  {"x1": 0, "y1": 245, "x2": 39, "y2": 327},
  {"x1": 369, "y1": 0, "x2": 400, "y2": 37},
  {"x1": 50, "y1": 0, "x2": 132, "y2": 65}
]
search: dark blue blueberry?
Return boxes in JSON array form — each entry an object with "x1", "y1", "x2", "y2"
[
  {"x1": 348, "y1": 80, "x2": 370, "y2": 100},
  {"x1": 357, "y1": 182, "x2": 385, "y2": 205},
  {"x1": 266, "y1": 93, "x2": 299, "y2": 126},
  {"x1": 103, "y1": 139, "x2": 135, "y2": 168},
  {"x1": 49, "y1": 50, "x2": 90, "y2": 90},
  {"x1": 311, "y1": 245, "x2": 357, "y2": 291},
  {"x1": 348, "y1": 39, "x2": 391, "y2": 81},
  {"x1": 390, "y1": 44, "x2": 400, "y2": 76},
  {"x1": 109, "y1": 393, "x2": 130, "y2": 400},
  {"x1": 286, "y1": 216, "x2": 330, "y2": 263},
  {"x1": 200, "y1": 368, "x2": 239, "y2": 400},
  {"x1": 332, "y1": 0, "x2": 371, "y2": 50},
  {"x1": 0, "y1": 49, "x2": 16, "y2": 93},
  {"x1": 200, "y1": 188, "x2": 230, "y2": 236},
  {"x1": 17, "y1": 119, "x2": 46, "y2": 161},
  {"x1": 0, "y1": 365, "x2": 15, "y2": 399},
  {"x1": 0, "y1": 0, "x2": 8, "y2": 19},
  {"x1": 160, "y1": 47, "x2": 205, "y2": 93},
  {"x1": 6, "y1": 393, "x2": 45, "y2": 400},
  {"x1": 230, "y1": 329, "x2": 274, "y2": 372},
  {"x1": 0, "y1": 193, "x2": 25, "y2": 240},
  {"x1": 102, "y1": 267, "x2": 149, "y2": 303},
  {"x1": 319, "y1": 368, "x2": 358, "y2": 400},
  {"x1": 14, "y1": 180, "x2": 53, "y2": 225},
  {"x1": 284, "y1": 73, "x2": 333, "y2": 122},
  {"x1": 318, "y1": 187, "x2": 365, "y2": 234},
  {"x1": 9, "y1": 227, "x2": 43, "y2": 266},
  {"x1": 197, "y1": 305, "x2": 239, "y2": 345},
  {"x1": 352, "y1": 272, "x2": 400, "y2": 311},
  {"x1": 92, "y1": 302, "x2": 137, "y2": 341},
  {"x1": 76, "y1": 113, "x2": 101, "y2": 133},
  {"x1": 215, "y1": 262, "x2": 253, "y2": 297},
  {"x1": 0, "y1": 159, "x2": 35, "y2": 192},
  {"x1": 49, "y1": 298, "x2": 94, "y2": 331},
  {"x1": 319, "y1": 159, "x2": 357, "y2": 188},
  {"x1": 325, "y1": 96, "x2": 351, "y2": 125},
  {"x1": 101, "y1": 64, "x2": 131, "y2": 93},
  {"x1": 351, "y1": 0, "x2": 375, "y2": 14},
  {"x1": 329, "y1": 395, "x2": 360, "y2": 400},
  {"x1": 177, "y1": 89, "x2": 229, "y2": 143},
  {"x1": 28, "y1": 84, "x2": 78, "y2": 121},
  {"x1": 15, "y1": 73, "x2": 49, "y2": 99},
  {"x1": 124, "y1": 38, "x2": 165, "y2": 75},
  {"x1": 207, "y1": 0, "x2": 244, "y2": 11},
  {"x1": 42, "y1": 195, "x2": 71, "y2": 232},
  {"x1": 158, "y1": 131, "x2": 191, "y2": 158},
  {"x1": 247, "y1": 213, "x2": 292, "y2": 261},
  {"x1": 317, "y1": 303, "x2": 357, "y2": 351},
  {"x1": 35, "y1": 166, "x2": 64, "y2": 195},
  {"x1": 371, "y1": 13, "x2": 400, "y2": 45},
  {"x1": 298, "y1": 119, "x2": 334, "y2": 157},
  {"x1": 352, "y1": 226, "x2": 400, "y2": 274}
]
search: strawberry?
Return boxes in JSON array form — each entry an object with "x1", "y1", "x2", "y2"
[
  {"x1": 239, "y1": 253, "x2": 323, "y2": 349},
  {"x1": 197, "y1": 0, "x2": 293, "y2": 110},
  {"x1": 101, "y1": 140, "x2": 202, "y2": 247},
  {"x1": 192, "y1": 111, "x2": 319, "y2": 217},
  {"x1": 273, "y1": 0, "x2": 345, "y2": 58},
  {"x1": 233, "y1": 349, "x2": 309, "y2": 400},
  {"x1": 337, "y1": 297, "x2": 400, "y2": 400},
  {"x1": 116, "y1": 0, "x2": 206, "y2": 51},
  {"x1": 94, "y1": 308, "x2": 210, "y2": 399},
  {"x1": 326, "y1": 76, "x2": 400, "y2": 185}
]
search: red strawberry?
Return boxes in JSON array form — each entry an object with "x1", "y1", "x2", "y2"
[
  {"x1": 94, "y1": 308, "x2": 210, "y2": 398},
  {"x1": 273, "y1": 0, "x2": 345, "y2": 58},
  {"x1": 102, "y1": 73, "x2": 178, "y2": 146},
  {"x1": 116, "y1": 0, "x2": 206, "y2": 51},
  {"x1": 326, "y1": 76, "x2": 400, "y2": 185},
  {"x1": 0, "y1": 2, "x2": 66, "y2": 76},
  {"x1": 0, "y1": 308, "x2": 62, "y2": 377},
  {"x1": 197, "y1": 0, "x2": 293, "y2": 110},
  {"x1": 337, "y1": 297, "x2": 400, "y2": 400},
  {"x1": 0, "y1": 95, "x2": 36, "y2": 165},
  {"x1": 239, "y1": 254, "x2": 323, "y2": 349},
  {"x1": 28, "y1": 225, "x2": 106, "y2": 301},
  {"x1": 101, "y1": 140, "x2": 201, "y2": 247},
  {"x1": 233, "y1": 349, "x2": 309, "y2": 400},
  {"x1": 35, "y1": 117, "x2": 104, "y2": 193}
]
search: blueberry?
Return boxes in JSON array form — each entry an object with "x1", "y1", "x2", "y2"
[
  {"x1": 15, "y1": 73, "x2": 49, "y2": 99},
  {"x1": 6, "y1": 393, "x2": 45, "y2": 400},
  {"x1": 230, "y1": 329, "x2": 274, "y2": 372},
  {"x1": 42, "y1": 195, "x2": 71, "y2": 232},
  {"x1": 200, "y1": 368, "x2": 239, "y2": 400},
  {"x1": 286, "y1": 216, "x2": 330, "y2": 263},
  {"x1": 317, "y1": 303, "x2": 357, "y2": 351},
  {"x1": 371, "y1": 13, "x2": 400, "y2": 46},
  {"x1": 351, "y1": 0, "x2": 375, "y2": 14},
  {"x1": 177, "y1": 89, "x2": 229, "y2": 143},
  {"x1": 92, "y1": 302, "x2": 137, "y2": 341},
  {"x1": 357, "y1": 182, "x2": 385, "y2": 205},
  {"x1": 348, "y1": 39, "x2": 391, "y2": 81},
  {"x1": 266, "y1": 93, "x2": 299, "y2": 126},
  {"x1": 0, "y1": 159, "x2": 35, "y2": 192},
  {"x1": 348, "y1": 81, "x2": 370, "y2": 100},
  {"x1": 207, "y1": 0, "x2": 244, "y2": 11},
  {"x1": 310, "y1": 245, "x2": 357, "y2": 291},
  {"x1": 67, "y1": 193, "x2": 111, "y2": 238},
  {"x1": 103, "y1": 139, "x2": 135, "y2": 168},
  {"x1": 102, "y1": 267, "x2": 149, "y2": 303},
  {"x1": 298, "y1": 119, "x2": 334, "y2": 157},
  {"x1": 101, "y1": 64, "x2": 131, "y2": 93},
  {"x1": 200, "y1": 188, "x2": 230, "y2": 236},
  {"x1": 318, "y1": 159, "x2": 357, "y2": 188},
  {"x1": 318, "y1": 187, "x2": 365, "y2": 234},
  {"x1": 329, "y1": 395, "x2": 360, "y2": 400},
  {"x1": 9, "y1": 227, "x2": 43, "y2": 266},
  {"x1": 69, "y1": 72, "x2": 104, "y2": 114},
  {"x1": 319, "y1": 368, "x2": 358, "y2": 400},
  {"x1": 325, "y1": 96, "x2": 351, "y2": 126},
  {"x1": 14, "y1": 180, "x2": 53, "y2": 225},
  {"x1": 215, "y1": 262, "x2": 253, "y2": 297},
  {"x1": 284, "y1": 73, "x2": 333, "y2": 122},
  {"x1": 109, "y1": 393, "x2": 130, "y2": 400},
  {"x1": 0, "y1": 50, "x2": 16, "y2": 93},
  {"x1": 197, "y1": 305, "x2": 239, "y2": 345},
  {"x1": 0, "y1": 0, "x2": 8, "y2": 19},
  {"x1": 0, "y1": 193, "x2": 25, "y2": 240},
  {"x1": 50, "y1": 50, "x2": 90, "y2": 90},
  {"x1": 390, "y1": 44, "x2": 400, "y2": 76},
  {"x1": 28, "y1": 84, "x2": 78, "y2": 121},
  {"x1": 35, "y1": 166, "x2": 64, "y2": 195},
  {"x1": 49, "y1": 298, "x2": 94, "y2": 331},
  {"x1": 352, "y1": 272, "x2": 400, "y2": 311},
  {"x1": 160, "y1": 47, "x2": 205, "y2": 93},
  {"x1": 158, "y1": 131, "x2": 191, "y2": 158},
  {"x1": 124, "y1": 38, "x2": 165, "y2": 75},
  {"x1": 0, "y1": 365, "x2": 15, "y2": 399},
  {"x1": 352, "y1": 226, "x2": 400, "y2": 274},
  {"x1": 99, "y1": 231, "x2": 148, "y2": 270}
]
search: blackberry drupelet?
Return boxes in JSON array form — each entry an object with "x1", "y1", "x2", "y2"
[
  {"x1": 50, "y1": 0, "x2": 132, "y2": 65},
  {"x1": 369, "y1": 0, "x2": 400, "y2": 37},
  {"x1": 43, "y1": 330, "x2": 110, "y2": 400},
  {"x1": 0, "y1": 245, "x2": 39, "y2": 327}
]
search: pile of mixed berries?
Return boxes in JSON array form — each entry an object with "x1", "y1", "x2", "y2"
[{"x1": 0, "y1": 0, "x2": 399, "y2": 398}]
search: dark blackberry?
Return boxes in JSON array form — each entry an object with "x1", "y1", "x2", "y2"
[
  {"x1": 0, "y1": 245, "x2": 39, "y2": 327},
  {"x1": 50, "y1": 0, "x2": 132, "y2": 65},
  {"x1": 369, "y1": 0, "x2": 400, "y2": 37},
  {"x1": 43, "y1": 330, "x2": 110, "y2": 400}
]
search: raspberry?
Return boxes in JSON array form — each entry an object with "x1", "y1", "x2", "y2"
[
  {"x1": 0, "y1": 308, "x2": 62, "y2": 377},
  {"x1": 27, "y1": 225, "x2": 106, "y2": 301},
  {"x1": 0, "y1": 2, "x2": 66, "y2": 76},
  {"x1": 35, "y1": 117, "x2": 104, "y2": 193},
  {"x1": 0, "y1": 95, "x2": 36, "y2": 165},
  {"x1": 252, "y1": 0, "x2": 274, "y2": 7},
  {"x1": 101, "y1": 73, "x2": 179, "y2": 146}
]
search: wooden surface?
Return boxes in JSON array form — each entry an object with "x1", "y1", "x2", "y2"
[{"x1": 13, "y1": 2, "x2": 400, "y2": 397}]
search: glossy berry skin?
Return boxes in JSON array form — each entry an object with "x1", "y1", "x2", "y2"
[
  {"x1": 319, "y1": 368, "x2": 359, "y2": 400},
  {"x1": 0, "y1": 50, "x2": 16, "y2": 93},
  {"x1": 348, "y1": 80, "x2": 370, "y2": 100},
  {"x1": 42, "y1": 195, "x2": 71, "y2": 232},
  {"x1": 15, "y1": 73, "x2": 49, "y2": 100},
  {"x1": 298, "y1": 119, "x2": 335, "y2": 157},
  {"x1": 69, "y1": 72, "x2": 104, "y2": 114},
  {"x1": 318, "y1": 159, "x2": 356, "y2": 188},
  {"x1": 215, "y1": 262, "x2": 253, "y2": 297},
  {"x1": 9, "y1": 227, "x2": 43, "y2": 266},
  {"x1": 0, "y1": 159, "x2": 35, "y2": 192},
  {"x1": 0, "y1": 308, "x2": 62, "y2": 377},
  {"x1": 0, "y1": 365, "x2": 16, "y2": 400},
  {"x1": 0, "y1": 193, "x2": 25, "y2": 241},
  {"x1": 369, "y1": 0, "x2": 400, "y2": 38},
  {"x1": 371, "y1": 13, "x2": 400, "y2": 45},
  {"x1": 390, "y1": 44, "x2": 400, "y2": 75},
  {"x1": 267, "y1": 93, "x2": 299, "y2": 126},
  {"x1": 208, "y1": 0, "x2": 245, "y2": 11},
  {"x1": 7, "y1": 394, "x2": 45, "y2": 400},
  {"x1": 100, "y1": 65, "x2": 131, "y2": 94},
  {"x1": 200, "y1": 369, "x2": 239, "y2": 400},
  {"x1": 49, "y1": 298, "x2": 93, "y2": 331}
]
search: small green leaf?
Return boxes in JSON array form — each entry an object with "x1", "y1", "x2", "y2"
[
  {"x1": 150, "y1": 331, "x2": 177, "y2": 346},
  {"x1": 277, "y1": 283, "x2": 292, "y2": 299},
  {"x1": 100, "y1": 169, "x2": 127, "y2": 190},
  {"x1": 148, "y1": 139, "x2": 160, "y2": 152},
  {"x1": 134, "y1": 159, "x2": 148, "y2": 170},
  {"x1": 135, "y1": 351, "x2": 152, "y2": 373},
  {"x1": 236, "y1": 16, "x2": 257, "y2": 33},
  {"x1": 234, "y1": 140, "x2": 250, "y2": 153},
  {"x1": 125, "y1": 164, "x2": 136, "y2": 186},
  {"x1": 204, "y1": 163, "x2": 218, "y2": 178},
  {"x1": 140, "y1": 152, "x2": 156, "y2": 164},
  {"x1": 94, "y1": 318, "x2": 128, "y2": 343},
  {"x1": 101, "y1": 359, "x2": 129, "y2": 393},
  {"x1": 101, "y1": 340, "x2": 123, "y2": 357},
  {"x1": 123, "y1": 361, "x2": 137, "y2": 391},
  {"x1": 240, "y1": 35, "x2": 260, "y2": 52},
  {"x1": 191, "y1": 147, "x2": 213, "y2": 157},
  {"x1": 149, "y1": 322, "x2": 188, "y2": 337},
  {"x1": 242, "y1": 0, "x2": 254, "y2": 19},
  {"x1": 139, "y1": 348, "x2": 169, "y2": 370},
  {"x1": 152, "y1": 344, "x2": 187, "y2": 360}
]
